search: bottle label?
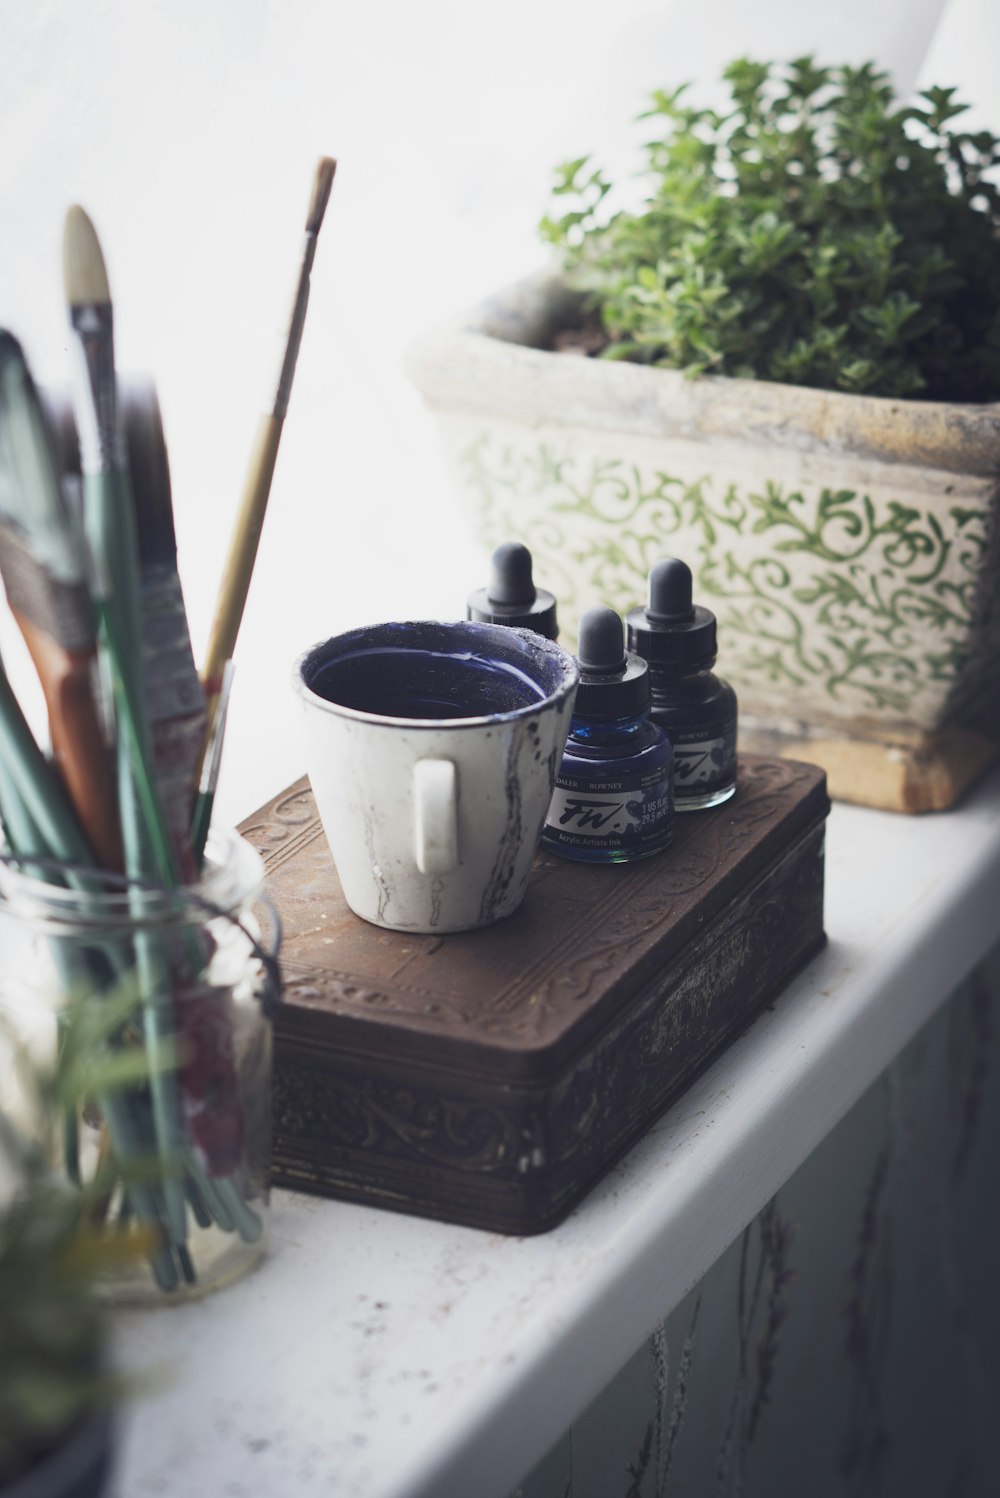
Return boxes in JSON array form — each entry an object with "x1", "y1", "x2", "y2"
[
  {"x1": 544, "y1": 764, "x2": 673, "y2": 853},
  {"x1": 669, "y1": 721, "x2": 737, "y2": 797}
]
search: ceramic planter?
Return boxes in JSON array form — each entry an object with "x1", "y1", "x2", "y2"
[{"x1": 407, "y1": 273, "x2": 1000, "y2": 812}]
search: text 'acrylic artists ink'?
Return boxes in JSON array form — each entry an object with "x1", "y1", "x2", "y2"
[{"x1": 543, "y1": 605, "x2": 673, "y2": 864}]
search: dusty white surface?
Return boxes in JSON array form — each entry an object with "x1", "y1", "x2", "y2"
[{"x1": 110, "y1": 765, "x2": 1000, "y2": 1498}]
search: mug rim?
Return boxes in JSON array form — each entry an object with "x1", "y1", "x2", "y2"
[{"x1": 294, "y1": 618, "x2": 579, "y2": 730}]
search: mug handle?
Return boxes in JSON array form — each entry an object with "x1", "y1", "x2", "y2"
[{"x1": 413, "y1": 759, "x2": 459, "y2": 874}]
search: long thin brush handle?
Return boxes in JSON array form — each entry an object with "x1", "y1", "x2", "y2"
[
  {"x1": 0, "y1": 754, "x2": 177, "y2": 1285},
  {"x1": 102, "y1": 1093, "x2": 179, "y2": 1292},
  {"x1": 88, "y1": 465, "x2": 189, "y2": 1244},
  {"x1": 198, "y1": 156, "x2": 335, "y2": 762},
  {"x1": 13, "y1": 609, "x2": 120, "y2": 870},
  {"x1": 0, "y1": 655, "x2": 95, "y2": 868},
  {"x1": 88, "y1": 466, "x2": 179, "y2": 889},
  {"x1": 201, "y1": 412, "x2": 282, "y2": 709},
  {"x1": 0, "y1": 765, "x2": 83, "y2": 1184}
]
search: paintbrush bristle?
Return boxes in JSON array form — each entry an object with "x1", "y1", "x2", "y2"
[
  {"x1": 305, "y1": 157, "x2": 337, "y2": 236},
  {"x1": 122, "y1": 376, "x2": 177, "y2": 568},
  {"x1": 0, "y1": 330, "x2": 22, "y2": 368},
  {"x1": 0, "y1": 330, "x2": 95, "y2": 643},
  {"x1": 63, "y1": 205, "x2": 111, "y2": 307}
]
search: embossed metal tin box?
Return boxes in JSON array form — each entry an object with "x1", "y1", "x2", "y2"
[{"x1": 241, "y1": 755, "x2": 828, "y2": 1233}]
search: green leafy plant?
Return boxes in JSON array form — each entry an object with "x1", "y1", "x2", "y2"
[
  {"x1": 0, "y1": 986, "x2": 160, "y2": 1489},
  {"x1": 540, "y1": 57, "x2": 1000, "y2": 400}
]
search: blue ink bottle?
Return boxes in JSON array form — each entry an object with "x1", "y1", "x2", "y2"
[
  {"x1": 543, "y1": 606, "x2": 673, "y2": 864},
  {"x1": 626, "y1": 558, "x2": 737, "y2": 811},
  {"x1": 467, "y1": 541, "x2": 559, "y2": 640}
]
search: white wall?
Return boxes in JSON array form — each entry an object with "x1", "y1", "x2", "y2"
[{"x1": 0, "y1": 0, "x2": 972, "y2": 825}]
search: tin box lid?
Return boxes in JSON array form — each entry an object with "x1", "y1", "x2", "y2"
[{"x1": 243, "y1": 755, "x2": 828, "y2": 1085}]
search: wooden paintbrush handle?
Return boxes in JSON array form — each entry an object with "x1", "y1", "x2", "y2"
[
  {"x1": 202, "y1": 412, "x2": 284, "y2": 695},
  {"x1": 196, "y1": 161, "x2": 336, "y2": 794},
  {"x1": 15, "y1": 609, "x2": 122, "y2": 870},
  {"x1": 52, "y1": 662, "x2": 122, "y2": 871}
]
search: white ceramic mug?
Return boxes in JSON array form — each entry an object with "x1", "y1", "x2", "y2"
[{"x1": 294, "y1": 620, "x2": 578, "y2": 933}]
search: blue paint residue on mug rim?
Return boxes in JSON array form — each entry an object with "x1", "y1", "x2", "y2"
[{"x1": 294, "y1": 619, "x2": 579, "y2": 729}]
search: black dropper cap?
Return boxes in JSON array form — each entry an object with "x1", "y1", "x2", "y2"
[
  {"x1": 626, "y1": 558, "x2": 717, "y2": 668},
  {"x1": 574, "y1": 606, "x2": 651, "y2": 719},
  {"x1": 466, "y1": 541, "x2": 558, "y2": 639}
]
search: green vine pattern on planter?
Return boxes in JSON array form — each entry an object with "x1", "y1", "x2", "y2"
[{"x1": 460, "y1": 433, "x2": 988, "y2": 723}]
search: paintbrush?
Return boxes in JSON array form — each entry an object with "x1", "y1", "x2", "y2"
[
  {"x1": 22, "y1": 373, "x2": 203, "y2": 878},
  {"x1": 62, "y1": 205, "x2": 178, "y2": 890},
  {"x1": 0, "y1": 332, "x2": 121, "y2": 870},
  {"x1": 0, "y1": 636, "x2": 100, "y2": 873},
  {"x1": 0, "y1": 744, "x2": 85, "y2": 1186},
  {"x1": 0, "y1": 736, "x2": 179, "y2": 1287},
  {"x1": 190, "y1": 657, "x2": 233, "y2": 869},
  {"x1": 122, "y1": 376, "x2": 204, "y2": 881},
  {"x1": 63, "y1": 204, "x2": 191, "y2": 1250},
  {"x1": 198, "y1": 155, "x2": 336, "y2": 762},
  {"x1": 119, "y1": 378, "x2": 250, "y2": 1183},
  {"x1": 63, "y1": 208, "x2": 261, "y2": 1260}
]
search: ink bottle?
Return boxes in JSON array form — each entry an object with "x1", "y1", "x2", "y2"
[
  {"x1": 467, "y1": 541, "x2": 558, "y2": 640},
  {"x1": 626, "y1": 558, "x2": 737, "y2": 811},
  {"x1": 542, "y1": 606, "x2": 673, "y2": 864}
]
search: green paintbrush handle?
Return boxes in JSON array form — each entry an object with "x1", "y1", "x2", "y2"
[
  {"x1": 87, "y1": 464, "x2": 198, "y2": 1247},
  {"x1": 0, "y1": 754, "x2": 55, "y2": 868},
  {"x1": 0, "y1": 656, "x2": 93, "y2": 868},
  {"x1": 132, "y1": 921, "x2": 188, "y2": 1247},
  {"x1": 87, "y1": 466, "x2": 178, "y2": 887},
  {"x1": 183, "y1": 1152, "x2": 262, "y2": 1243},
  {"x1": 0, "y1": 762, "x2": 180, "y2": 1283},
  {"x1": 0, "y1": 642, "x2": 190, "y2": 1284},
  {"x1": 0, "y1": 770, "x2": 80, "y2": 1185},
  {"x1": 100, "y1": 1092, "x2": 179, "y2": 1292},
  {"x1": 89, "y1": 460, "x2": 216, "y2": 1035}
]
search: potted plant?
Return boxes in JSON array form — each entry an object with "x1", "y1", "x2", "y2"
[
  {"x1": 0, "y1": 989, "x2": 153, "y2": 1498},
  {"x1": 407, "y1": 58, "x2": 1000, "y2": 812}
]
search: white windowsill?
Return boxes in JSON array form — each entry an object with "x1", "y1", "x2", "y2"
[{"x1": 111, "y1": 763, "x2": 1000, "y2": 1498}]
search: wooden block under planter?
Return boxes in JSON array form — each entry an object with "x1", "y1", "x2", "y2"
[
  {"x1": 241, "y1": 754, "x2": 828, "y2": 1235},
  {"x1": 739, "y1": 718, "x2": 998, "y2": 815}
]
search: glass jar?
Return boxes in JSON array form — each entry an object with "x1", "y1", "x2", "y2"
[
  {"x1": 543, "y1": 710, "x2": 674, "y2": 863},
  {"x1": 0, "y1": 829, "x2": 278, "y2": 1304}
]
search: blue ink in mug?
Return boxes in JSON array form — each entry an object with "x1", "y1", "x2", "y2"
[
  {"x1": 296, "y1": 620, "x2": 579, "y2": 933},
  {"x1": 627, "y1": 558, "x2": 737, "y2": 811},
  {"x1": 543, "y1": 606, "x2": 673, "y2": 864},
  {"x1": 305, "y1": 641, "x2": 548, "y2": 719},
  {"x1": 467, "y1": 541, "x2": 559, "y2": 640}
]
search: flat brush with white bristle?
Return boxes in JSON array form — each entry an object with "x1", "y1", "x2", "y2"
[
  {"x1": 64, "y1": 203, "x2": 189, "y2": 1257},
  {"x1": 64, "y1": 207, "x2": 265, "y2": 1265},
  {"x1": 122, "y1": 376, "x2": 204, "y2": 881},
  {"x1": 63, "y1": 205, "x2": 180, "y2": 888}
]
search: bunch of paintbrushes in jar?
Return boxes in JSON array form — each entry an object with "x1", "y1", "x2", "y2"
[{"x1": 0, "y1": 160, "x2": 335, "y2": 1294}]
